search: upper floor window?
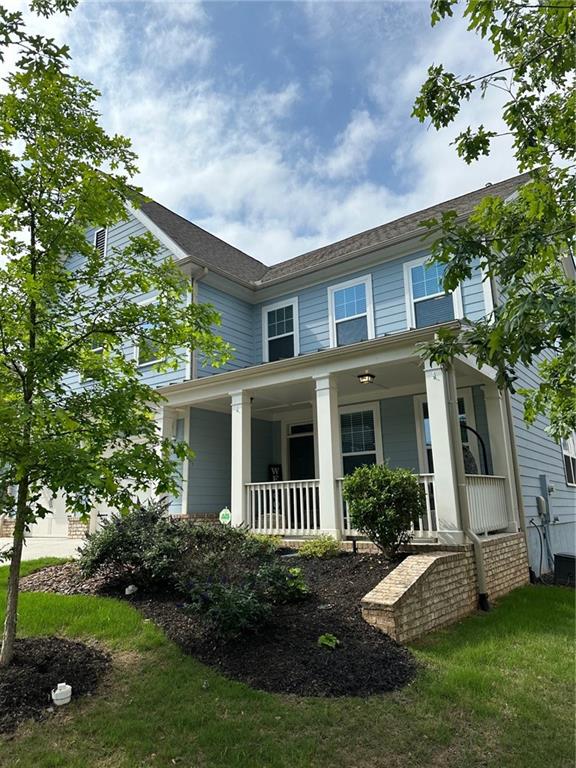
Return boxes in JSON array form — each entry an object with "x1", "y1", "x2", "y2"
[
  {"x1": 262, "y1": 298, "x2": 299, "y2": 362},
  {"x1": 562, "y1": 433, "x2": 576, "y2": 486},
  {"x1": 404, "y1": 257, "x2": 463, "y2": 329},
  {"x1": 136, "y1": 298, "x2": 163, "y2": 367},
  {"x1": 94, "y1": 228, "x2": 107, "y2": 257},
  {"x1": 328, "y1": 275, "x2": 374, "y2": 347}
]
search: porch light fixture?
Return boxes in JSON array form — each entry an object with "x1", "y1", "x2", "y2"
[{"x1": 357, "y1": 371, "x2": 375, "y2": 385}]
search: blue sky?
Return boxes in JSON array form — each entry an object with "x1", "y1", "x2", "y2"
[{"x1": 16, "y1": 0, "x2": 518, "y2": 263}]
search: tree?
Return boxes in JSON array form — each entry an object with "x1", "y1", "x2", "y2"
[
  {"x1": 413, "y1": 0, "x2": 575, "y2": 440},
  {"x1": 0, "y1": 6, "x2": 229, "y2": 666}
]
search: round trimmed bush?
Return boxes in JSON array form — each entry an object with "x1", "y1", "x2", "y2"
[{"x1": 342, "y1": 464, "x2": 425, "y2": 554}]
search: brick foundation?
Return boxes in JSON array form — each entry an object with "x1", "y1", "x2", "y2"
[
  {"x1": 67, "y1": 517, "x2": 88, "y2": 538},
  {"x1": 0, "y1": 517, "x2": 15, "y2": 537},
  {"x1": 362, "y1": 533, "x2": 529, "y2": 643}
]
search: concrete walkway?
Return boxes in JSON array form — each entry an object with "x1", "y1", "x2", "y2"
[{"x1": 0, "y1": 537, "x2": 84, "y2": 561}]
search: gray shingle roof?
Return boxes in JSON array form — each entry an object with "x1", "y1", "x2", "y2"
[
  {"x1": 140, "y1": 200, "x2": 268, "y2": 283},
  {"x1": 140, "y1": 173, "x2": 529, "y2": 288}
]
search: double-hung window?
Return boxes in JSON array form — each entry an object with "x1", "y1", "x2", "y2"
[
  {"x1": 404, "y1": 257, "x2": 463, "y2": 328},
  {"x1": 328, "y1": 276, "x2": 374, "y2": 347},
  {"x1": 340, "y1": 404, "x2": 382, "y2": 475},
  {"x1": 136, "y1": 298, "x2": 163, "y2": 367},
  {"x1": 562, "y1": 432, "x2": 576, "y2": 486},
  {"x1": 262, "y1": 298, "x2": 299, "y2": 362}
]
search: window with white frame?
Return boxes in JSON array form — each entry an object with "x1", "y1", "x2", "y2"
[
  {"x1": 136, "y1": 299, "x2": 163, "y2": 367},
  {"x1": 94, "y1": 228, "x2": 107, "y2": 257},
  {"x1": 262, "y1": 299, "x2": 299, "y2": 362},
  {"x1": 340, "y1": 404, "x2": 382, "y2": 475},
  {"x1": 328, "y1": 276, "x2": 374, "y2": 347},
  {"x1": 404, "y1": 257, "x2": 462, "y2": 329},
  {"x1": 562, "y1": 432, "x2": 576, "y2": 486}
]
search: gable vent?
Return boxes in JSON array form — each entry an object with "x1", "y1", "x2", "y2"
[{"x1": 94, "y1": 228, "x2": 107, "y2": 256}]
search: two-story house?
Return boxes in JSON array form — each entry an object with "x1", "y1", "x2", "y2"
[{"x1": 16, "y1": 173, "x2": 575, "y2": 586}]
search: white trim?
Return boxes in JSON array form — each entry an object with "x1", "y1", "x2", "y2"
[
  {"x1": 93, "y1": 227, "x2": 108, "y2": 258},
  {"x1": 403, "y1": 255, "x2": 463, "y2": 329},
  {"x1": 338, "y1": 401, "x2": 384, "y2": 468},
  {"x1": 327, "y1": 274, "x2": 375, "y2": 348},
  {"x1": 134, "y1": 295, "x2": 165, "y2": 368},
  {"x1": 561, "y1": 432, "x2": 576, "y2": 487},
  {"x1": 261, "y1": 297, "x2": 300, "y2": 363},
  {"x1": 481, "y1": 266, "x2": 495, "y2": 319}
]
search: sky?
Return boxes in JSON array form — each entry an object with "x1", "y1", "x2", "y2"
[{"x1": 12, "y1": 0, "x2": 518, "y2": 265}]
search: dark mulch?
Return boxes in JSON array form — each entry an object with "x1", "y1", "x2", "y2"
[
  {"x1": 0, "y1": 637, "x2": 110, "y2": 735},
  {"x1": 21, "y1": 553, "x2": 417, "y2": 698}
]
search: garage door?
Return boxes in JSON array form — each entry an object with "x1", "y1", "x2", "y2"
[{"x1": 28, "y1": 502, "x2": 69, "y2": 537}]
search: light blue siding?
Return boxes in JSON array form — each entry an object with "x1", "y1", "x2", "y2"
[
  {"x1": 197, "y1": 282, "x2": 254, "y2": 376},
  {"x1": 253, "y1": 251, "x2": 488, "y2": 367},
  {"x1": 187, "y1": 408, "x2": 231, "y2": 515},
  {"x1": 186, "y1": 408, "x2": 279, "y2": 513},
  {"x1": 510, "y1": 358, "x2": 576, "y2": 573},
  {"x1": 380, "y1": 396, "x2": 420, "y2": 471}
]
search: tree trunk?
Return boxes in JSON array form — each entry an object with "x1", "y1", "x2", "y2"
[{"x1": 0, "y1": 477, "x2": 29, "y2": 667}]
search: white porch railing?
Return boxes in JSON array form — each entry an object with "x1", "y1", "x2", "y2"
[
  {"x1": 246, "y1": 480, "x2": 320, "y2": 536},
  {"x1": 246, "y1": 473, "x2": 509, "y2": 539},
  {"x1": 465, "y1": 474, "x2": 509, "y2": 535}
]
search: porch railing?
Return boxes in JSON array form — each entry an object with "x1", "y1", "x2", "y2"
[
  {"x1": 465, "y1": 474, "x2": 509, "y2": 535},
  {"x1": 246, "y1": 480, "x2": 320, "y2": 536}
]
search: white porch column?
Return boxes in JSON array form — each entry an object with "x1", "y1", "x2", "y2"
[
  {"x1": 483, "y1": 384, "x2": 519, "y2": 530},
  {"x1": 230, "y1": 390, "x2": 251, "y2": 527},
  {"x1": 314, "y1": 374, "x2": 342, "y2": 539},
  {"x1": 424, "y1": 361, "x2": 464, "y2": 542}
]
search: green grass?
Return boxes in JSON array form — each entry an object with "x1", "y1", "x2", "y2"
[{"x1": 1, "y1": 560, "x2": 574, "y2": 768}]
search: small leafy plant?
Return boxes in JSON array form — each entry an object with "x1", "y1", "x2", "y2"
[
  {"x1": 343, "y1": 463, "x2": 425, "y2": 555},
  {"x1": 317, "y1": 633, "x2": 341, "y2": 649},
  {"x1": 298, "y1": 535, "x2": 341, "y2": 559}
]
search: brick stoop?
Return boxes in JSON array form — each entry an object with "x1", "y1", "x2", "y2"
[
  {"x1": 361, "y1": 533, "x2": 530, "y2": 643},
  {"x1": 0, "y1": 516, "x2": 15, "y2": 537}
]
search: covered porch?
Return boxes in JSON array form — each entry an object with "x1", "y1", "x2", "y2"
[{"x1": 160, "y1": 330, "x2": 520, "y2": 545}]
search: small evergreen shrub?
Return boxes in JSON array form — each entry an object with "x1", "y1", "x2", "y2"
[
  {"x1": 198, "y1": 584, "x2": 273, "y2": 639},
  {"x1": 342, "y1": 463, "x2": 425, "y2": 554},
  {"x1": 256, "y1": 563, "x2": 310, "y2": 604},
  {"x1": 298, "y1": 535, "x2": 341, "y2": 559},
  {"x1": 79, "y1": 502, "x2": 185, "y2": 588},
  {"x1": 246, "y1": 533, "x2": 282, "y2": 556}
]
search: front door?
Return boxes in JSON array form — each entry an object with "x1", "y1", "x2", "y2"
[{"x1": 288, "y1": 423, "x2": 315, "y2": 480}]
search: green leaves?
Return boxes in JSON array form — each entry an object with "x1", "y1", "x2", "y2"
[{"x1": 414, "y1": 2, "x2": 576, "y2": 438}]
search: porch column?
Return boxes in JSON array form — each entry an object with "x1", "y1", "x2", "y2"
[
  {"x1": 424, "y1": 361, "x2": 464, "y2": 542},
  {"x1": 314, "y1": 374, "x2": 342, "y2": 539},
  {"x1": 483, "y1": 384, "x2": 519, "y2": 530},
  {"x1": 230, "y1": 390, "x2": 251, "y2": 527}
]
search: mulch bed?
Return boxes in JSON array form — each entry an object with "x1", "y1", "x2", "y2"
[
  {"x1": 0, "y1": 637, "x2": 110, "y2": 735},
  {"x1": 22, "y1": 553, "x2": 416, "y2": 698}
]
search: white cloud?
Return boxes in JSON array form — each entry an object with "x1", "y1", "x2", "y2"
[{"x1": 1, "y1": 1, "x2": 519, "y2": 266}]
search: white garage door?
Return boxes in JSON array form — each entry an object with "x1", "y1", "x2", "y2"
[{"x1": 28, "y1": 499, "x2": 69, "y2": 537}]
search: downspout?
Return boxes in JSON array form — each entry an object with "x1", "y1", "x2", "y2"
[
  {"x1": 189, "y1": 267, "x2": 209, "y2": 380},
  {"x1": 446, "y1": 365, "x2": 490, "y2": 611}
]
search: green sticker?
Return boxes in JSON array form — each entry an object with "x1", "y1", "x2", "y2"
[{"x1": 219, "y1": 507, "x2": 232, "y2": 525}]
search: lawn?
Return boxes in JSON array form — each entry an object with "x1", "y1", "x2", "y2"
[{"x1": 1, "y1": 559, "x2": 574, "y2": 768}]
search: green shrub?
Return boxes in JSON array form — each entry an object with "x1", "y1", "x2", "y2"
[
  {"x1": 246, "y1": 533, "x2": 283, "y2": 556},
  {"x1": 298, "y1": 535, "x2": 341, "y2": 559},
  {"x1": 79, "y1": 502, "x2": 186, "y2": 588},
  {"x1": 256, "y1": 563, "x2": 310, "y2": 604},
  {"x1": 196, "y1": 583, "x2": 273, "y2": 640},
  {"x1": 342, "y1": 463, "x2": 425, "y2": 554}
]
